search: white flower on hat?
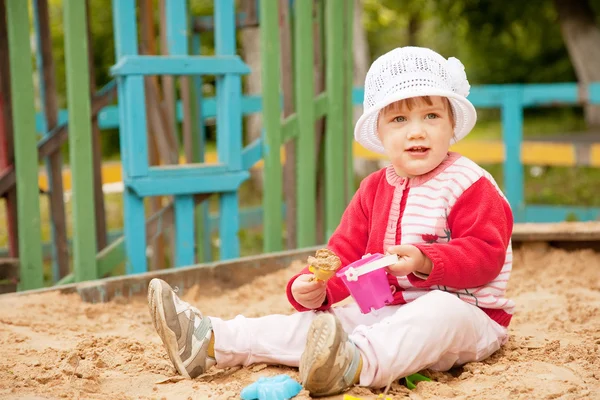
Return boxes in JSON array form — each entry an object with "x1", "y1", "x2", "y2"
[{"x1": 446, "y1": 57, "x2": 470, "y2": 97}]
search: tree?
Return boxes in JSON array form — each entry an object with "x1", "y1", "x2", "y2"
[
  {"x1": 554, "y1": 0, "x2": 600, "y2": 127},
  {"x1": 434, "y1": 0, "x2": 600, "y2": 127}
]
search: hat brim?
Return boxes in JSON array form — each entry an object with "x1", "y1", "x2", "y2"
[{"x1": 354, "y1": 89, "x2": 477, "y2": 155}]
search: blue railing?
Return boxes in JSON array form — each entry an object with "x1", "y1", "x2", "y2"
[{"x1": 34, "y1": 82, "x2": 600, "y2": 224}]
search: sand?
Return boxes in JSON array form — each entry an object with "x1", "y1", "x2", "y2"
[{"x1": 0, "y1": 242, "x2": 599, "y2": 399}]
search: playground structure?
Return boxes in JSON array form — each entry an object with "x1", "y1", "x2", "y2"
[
  {"x1": 0, "y1": 0, "x2": 600, "y2": 295},
  {"x1": 0, "y1": 0, "x2": 355, "y2": 292}
]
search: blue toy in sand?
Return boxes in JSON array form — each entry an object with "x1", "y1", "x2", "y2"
[{"x1": 240, "y1": 374, "x2": 303, "y2": 400}]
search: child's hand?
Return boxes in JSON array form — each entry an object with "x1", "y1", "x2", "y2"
[
  {"x1": 385, "y1": 245, "x2": 433, "y2": 277},
  {"x1": 291, "y1": 274, "x2": 327, "y2": 310}
]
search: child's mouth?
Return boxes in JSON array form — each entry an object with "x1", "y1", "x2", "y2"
[{"x1": 406, "y1": 146, "x2": 430, "y2": 154}]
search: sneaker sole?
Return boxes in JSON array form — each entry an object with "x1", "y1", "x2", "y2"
[
  {"x1": 299, "y1": 313, "x2": 344, "y2": 395},
  {"x1": 148, "y1": 279, "x2": 191, "y2": 379}
]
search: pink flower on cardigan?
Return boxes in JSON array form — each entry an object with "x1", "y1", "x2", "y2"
[{"x1": 421, "y1": 234, "x2": 439, "y2": 244}]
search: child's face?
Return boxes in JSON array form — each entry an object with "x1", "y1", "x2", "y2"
[{"x1": 377, "y1": 96, "x2": 454, "y2": 178}]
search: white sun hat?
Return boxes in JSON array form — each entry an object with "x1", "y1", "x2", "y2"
[{"x1": 354, "y1": 46, "x2": 477, "y2": 154}]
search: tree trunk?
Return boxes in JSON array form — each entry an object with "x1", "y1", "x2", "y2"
[
  {"x1": 407, "y1": 12, "x2": 421, "y2": 46},
  {"x1": 554, "y1": 0, "x2": 600, "y2": 128},
  {"x1": 352, "y1": 0, "x2": 380, "y2": 177}
]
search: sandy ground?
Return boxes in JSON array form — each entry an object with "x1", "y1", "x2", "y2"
[{"x1": 0, "y1": 243, "x2": 599, "y2": 400}]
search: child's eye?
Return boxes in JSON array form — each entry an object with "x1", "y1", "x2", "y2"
[
  {"x1": 425, "y1": 113, "x2": 439, "y2": 119},
  {"x1": 393, "y1": 116, "x2": 406, "y2": 122}
]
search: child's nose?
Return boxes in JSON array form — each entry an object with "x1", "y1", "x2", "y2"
[{"x1": 406, "y1": 123, "x2": 426, "y2": 139}]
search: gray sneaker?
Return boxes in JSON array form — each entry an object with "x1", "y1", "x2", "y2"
[
  {"x1": 299, "y1": 313, "x2": 362, "y2": 396},
  {"x1": 147, "y1": 278, "x2": 216, "y2": 378}
]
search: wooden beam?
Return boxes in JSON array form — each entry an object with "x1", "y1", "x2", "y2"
[
  {"x1": 6, "y1": 0, "x2": 45, "y2": 289},
  {"x1": 512, "y1": 221, "x2": 600, "y2": 242},
  {"x1": 0, "y1": 257, "x2": 18, "y2": 295},
  {"x1": 54, "y1": 192, "x2": 214, "y2": 285},
  {"x1": 139, "y1": 0, "x2": 165, "y2": 271},
  {"x1": 0, "y1": 258, "x2": 18, "y2": 281},
  {"x1": 63, "y1": 0, "x2": 98, "y2": 282},
  {"x1": 3, "y1": 220, "x2": 599, "y2": 300},
  {"x1": 35, "y1": 0, "x2": 70, "y2": 280},
  {"x1": 314, "y1": 0, "x2": 326, "y2": 245},
  {"x1": 0, "y1": 0, "x2": 18, "y2": 258},
  {"x1": 6, "y1": 246, "x2": 321, "y2": 303},
  {"x1": 279, "y1": 0, "x2": 297, "y2": 250},
  {"x1": 85, "y1": 0, "x2": 108, "y2": 252},
  {"x1": 0, "y1": 82, "x2": 116, "y2": 197},
  {"x1": 192, "y1": 13, "x2": 258, "y2": 33}
]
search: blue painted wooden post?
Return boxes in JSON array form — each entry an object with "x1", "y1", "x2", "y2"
[
  {"x1": 192, "y1": 31, "x2": 212, "y2": 262},
  {"x1": 214, "y1": 0, "x2": 242, "y2": 260},
  {"x1": 165, "y1": 0, "x2": 195, "y2": 267},
  {"x1": 501, "y1": 86, "x2": 525, "y2": 222},
  {"x1": 112, "y1": 0, "x2": 148, "y2": 274}
]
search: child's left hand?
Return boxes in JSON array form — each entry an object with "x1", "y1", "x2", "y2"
[{"x1": 385, "y1": 245, "x2": 433, "y2": 277}]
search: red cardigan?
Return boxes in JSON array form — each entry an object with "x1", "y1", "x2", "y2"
[{"x1": 286, "y1": 166, "x2": 514, "y2": 327}]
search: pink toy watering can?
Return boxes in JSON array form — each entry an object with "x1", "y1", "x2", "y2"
[{"x1": 336, "y1": 253, "x2": 398, "y2": 314}]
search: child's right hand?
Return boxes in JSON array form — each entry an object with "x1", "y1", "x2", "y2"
[{"x1": 291, "y1": 274, "x2": 327, "y2": 310}]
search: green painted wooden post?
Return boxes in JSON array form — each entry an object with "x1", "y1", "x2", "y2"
[
  {"x1": 294, "y1": 0, "x2": 316, "y2": 248},
  {"x1": 345, "y1": 0, "x2": 355, "y2": 202},
  {"x1": 324, "y1": 0, "x2": 345, "y2": 239},
  {"x1": 6, "y1": 1, "x2": 44, "y2": 290},
  {"x1": 64, "y1": 0, "x2": 98, "y2": 282},
  {"x1": 260, "y1": 0, "x2": 283, "y2": 252}
]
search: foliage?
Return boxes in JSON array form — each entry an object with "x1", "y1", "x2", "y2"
[{"x1": 363, "y1": 0, "x2": 600, "y2": 85}]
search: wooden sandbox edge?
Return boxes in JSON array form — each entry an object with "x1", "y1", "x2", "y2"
[
  {"x1": 2, "y1": 221, "x2": 599, "y2": 303},
  {"x1": 512, "y1": 221, "x2": 600, "y2": 242},
  {"x1": 0, "y1": 246, "x2": 321, "y2": 303}
]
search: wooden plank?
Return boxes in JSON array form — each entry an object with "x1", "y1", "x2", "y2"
[
  {"x1": 0, "y1": 83, "x2": 117, "y2": 198},
  {"x1": 6, "y1": 0, "x2": 44, "y2": 290},
  {"x1": 260, "y1": 0, "x2": 284, "y2": 252},
  {"x1": 0, "y1": 258, "x2": 19, "y2": 281},
  {"x1": 64, "y1": 0, "x2": 98, "y2": 281},
  {"x1": 2, "y1": 246, "x2": 321, "y2": 303},
  {"x1": 324, "y1": 0, "x2": 346, "y2": 238},
  {"x1": 192, "y1": 13, "x2": 258, "y2": 33},
  {"x1": 86, "y1": 0, "x2": 108, "y2": 252},
  {"x1": 314, "y1": 0, "x2": 326, "y2": 245},
  {"x1": 190, "y1": 31, "x2": 211, "y2": 263},
  {"x1": 214, "y1": 0, "x2": 243, "y2": 260},
  {"x1": 294, "y1": 0, "x2": 316, "y2": 248},
  {"x1": 164, "y1": 0, "x2": 196, "y2": 266},
  {"x1": 158, "y1": 0, "x2": 180, "y2": 265},
  {"x1": 0, "y1": 0, "x2": 18, "y2": 258},
  {"x1": 0, "y1": 2, "x2": 17, "y2": 273},
  {"x1": 279, "y1": 0, "x2": 297, "y2": 250},
  {"x1": 35, "y1": 0, "x2": 70, "y2": 280},
  {"x1": 139, "y1": 0, "x2": 165, "y2": 271},
  {"x1": 57, "y1": 192, "x2": 214, "y2": 284},
  {"x1": 344, "y1": 0, "x2": 354, "y2": 203},
  {"x1": 512, "y1": 222, "x2": 600, "y2": 242},
  {"x1": 4, "y1": 220, "x2": 599, "y2": 301},
  {"x1": 97, "y1": 236, "x2": 125, "y2": 277},
  {"x1": 158, "y1": 0, "x2": 180, "y2": 158}
]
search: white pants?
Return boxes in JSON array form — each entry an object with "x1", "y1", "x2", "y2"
[{"x1": 210, "y1": 290, "x2": 508, "y2": 388}]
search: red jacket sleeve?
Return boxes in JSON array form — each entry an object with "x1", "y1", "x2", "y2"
[
  {"x1": 408, "y1": 177, "x2": 513, "y2": 289},
  {"x1": 286, "y1": 174, "x2": 373, "y2": 311}
]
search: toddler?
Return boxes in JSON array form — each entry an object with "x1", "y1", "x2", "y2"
[{"x1": 147, "y1": 46, "x2": 514, "y2": 396}]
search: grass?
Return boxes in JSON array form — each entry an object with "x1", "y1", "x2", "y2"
[{"x1": 468, "y1": 109, "x2": 587, "y2": 140}]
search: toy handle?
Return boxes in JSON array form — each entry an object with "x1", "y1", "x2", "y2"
[{"x1": 345, "y1": 254, "x2": 399, "y2": 281}]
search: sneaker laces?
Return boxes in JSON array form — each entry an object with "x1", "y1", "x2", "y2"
[{"x1": 172, "y1": 288, "x2": 203, "y2": 318}]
